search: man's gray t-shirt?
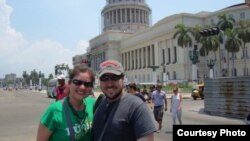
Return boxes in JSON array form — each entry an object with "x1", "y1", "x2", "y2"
[{"x1": 93, "y1": 93, "x2": 157, "y2": 141}]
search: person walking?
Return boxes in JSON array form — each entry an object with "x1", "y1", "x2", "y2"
[
  {"x1": 148, "y1": 85, "x2": 156, "y2": 103},
  {"x1": 151, "y1": 84, "x2": 167, "y2": 133},
  {"x1": 36, "y1": 66, "x2": 96, "y2": 141},
  {"x1": 170, "y1": 87, "x2": 182, "y2": 125},
  {"x1": 92, "y1": 60, "x2": 157, "y2": 141},
  {"x1": 141, "y1": 85, "x2": 150, "y2": 102}
]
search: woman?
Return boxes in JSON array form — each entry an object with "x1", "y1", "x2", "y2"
[
  {"x1": 170, "y1": 87, "x2": 182, "y2": 125},
  {"x1": 37, "y1": 66, "x2": 96, "y2": 141}
]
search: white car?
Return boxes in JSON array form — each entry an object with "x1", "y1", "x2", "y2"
[{"x1": 47, "y1": 78, "x2": 58, "y2": 98}]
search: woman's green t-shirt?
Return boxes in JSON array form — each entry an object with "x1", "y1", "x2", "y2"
[{"x1": 40, "y1": 96, "x2": 96, "y2": 141}]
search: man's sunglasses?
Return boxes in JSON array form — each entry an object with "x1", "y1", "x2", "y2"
[
  {"x1": 100, "y1": 74, "x2": 123, "y2": 82},
  {"x1": 72, "y1": 79, "x2": 93, "y2": 87}
]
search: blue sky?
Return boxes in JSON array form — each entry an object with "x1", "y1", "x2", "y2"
[{"x1": 0, "y1": 0, "x2": 244, "y2": 78}]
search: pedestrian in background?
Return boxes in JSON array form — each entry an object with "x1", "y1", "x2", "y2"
[
  {"x1": 36, "y1": 66, "x2": 96, "y2": 141},
  {"x1": 127, "y1": 83, "x2": 146, "y2": 102},
  {"x1": 55, "y1": 74, "x2": 68, "y2": 101},
  {"x1": 151, "y1": 84, "x2": 167, "y2": 133},
  {"x1": 170, "y1": 87, "x2": 182, "y2": 125},
  {"x1": 141, "y1": 85, "x2": 149, "y2": 102},
  {"x1": 92, "y1": 60, "x2": 157, "y2": 141},
  {"x1": 148, "y1": 85, "x2": 156, "y2": 103}
]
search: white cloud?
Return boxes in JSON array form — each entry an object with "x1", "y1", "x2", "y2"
[
  {"x1": 0, "y1": 0, "x2": 12, "y2": 34},
  {"x1": 0, "y1": 0, "x2": 88, "y2": 78},
  {"x1": 76, "y1": 40, "x2": 89, "y2": 55}
]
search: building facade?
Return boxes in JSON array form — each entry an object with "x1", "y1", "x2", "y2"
[{"x1": 73, "y1": 1, "x2": 250, "y2": 84}]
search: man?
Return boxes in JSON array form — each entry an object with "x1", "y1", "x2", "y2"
[
  {"x1": 151, "y1": 84, "x2": 167, "y2": 133},
  {"x1": 55, "y1": 74, "x2": 68, "y2": 101},
  {"x1": 92, "y1": 60, "x2": 157, "y2": 141}
]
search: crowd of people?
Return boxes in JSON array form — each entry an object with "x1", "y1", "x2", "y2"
[{"x1": 36, "y1": 59, "x2": 183, "y2": 141}]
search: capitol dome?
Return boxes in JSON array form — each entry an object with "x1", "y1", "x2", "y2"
[{"x1": 101, "y1": 0, "x2": 152, "y2": 33}]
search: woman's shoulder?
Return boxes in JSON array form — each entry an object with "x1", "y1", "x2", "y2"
[
  {"x1": 54, "y1": 100, "x2": 64, "y2": 107},
  {"x1": 45, "y1": 100, "x2": 64, "y2": 113}
]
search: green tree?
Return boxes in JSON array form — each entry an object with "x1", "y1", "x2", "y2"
[
  {"x1": 55, "y1": 63, "x2": 70, "y2": 76},
  {"x1": 199, "y1": 35, "x2": 220, "y2": 60},
  {"x1": 236, "y1": 21, "x2": 250, "y2": 76},
  {"x1": 173, "y1": 24, "x2": 194, "y2": 65},
  {"x1": 22, "y1": 71, "x2": 29, "y2": 87},
  {"x1": 224, "y1": 28, "x2": 242, "y2": 76},
  {"x1": 30, "y1": 69, "x2": 39, "y2": 85},
  {"x1": 48, "y1": 74, "x2": 54, "y2": 79},
  {"x1": 217, "y1": 14, "x2": 236, "y2": 31},
  {"x1": 217, "y1": 14, "x2": 236, "y2": 76},
  {"x1": 173, "y1": 24, "x2": 198, "y2": 86},
  {"x1": 173, "y1": 24, "x2": 193, "y2": 48}
]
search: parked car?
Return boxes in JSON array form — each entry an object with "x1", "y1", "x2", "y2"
[{"x1": 191, "y1": 84, "x2": 204, "y2": 100}]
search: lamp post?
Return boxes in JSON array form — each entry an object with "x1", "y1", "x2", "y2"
[
  {"x1": 189, "y1": 46, "x2": 199, "y2": 88},
  {"x1": 148, "y1": 65, "x2": 159, "y2": 83},
  {"x1": 207, "y1": 59, "x2": 215, "y2": 78}
]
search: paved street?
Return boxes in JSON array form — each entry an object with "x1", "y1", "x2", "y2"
[{"x1": 0, "y1": 88, "x2": 245, "y2": 141}]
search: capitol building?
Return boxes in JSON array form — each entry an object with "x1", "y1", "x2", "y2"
[{"x1": 73, "y1": 0, "x2": 250, "y2": 84}]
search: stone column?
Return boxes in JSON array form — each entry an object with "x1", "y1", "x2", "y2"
[
  {"x1": 154, "y1": 42, "x2": 159, "y2": 66},
  {"x1": 125, "y1": 8, "x2": 127, "y2": 23},
  {"x1": 151, "y1": 45, "x2": 154, "y2": 66}
]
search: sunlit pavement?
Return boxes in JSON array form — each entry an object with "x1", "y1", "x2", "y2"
[{"x1": 0, "y1": 88, "x2": 244, "y2": 141}]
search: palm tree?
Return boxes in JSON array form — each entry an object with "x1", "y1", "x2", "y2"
[
  {"x1": 173, "y1": 24, "x2": 196, "y2": 85},
  {"x1": 217, "y1": 14, "x2": 236, "y2": 76},
  {"x1": 173, "y1": 24, "x2": 193, "y2": 48},
  {"x1": 192, "y1": 25, "x2": 220, "y2": 78},
  {"x1": 217, "y1": 14, "x2": 236, "y2": 31},
  {"x1": 55, "y1": 63, "x2": 70, "y2": 77},
  {"x1": 199, "y1": 35, "x2": 220, "y2": 60},
  {"x1": 224, "y1": 28, "x2": 242, "y2": 76},
  {"x1": 236, "y1": 21, "x2": 250, "y2": 76}
]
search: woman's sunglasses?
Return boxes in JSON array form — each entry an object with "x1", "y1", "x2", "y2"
[
  {"x1": 100, "y1": 74, "x2": 123, "y2": 82},
  {"x1": 72, "y1": 79, "x2": 93, "y2": 87}
]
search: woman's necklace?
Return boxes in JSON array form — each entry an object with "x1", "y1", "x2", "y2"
[{"x1": 67, "y1": 98, "x2": 86, "y2": 121}]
